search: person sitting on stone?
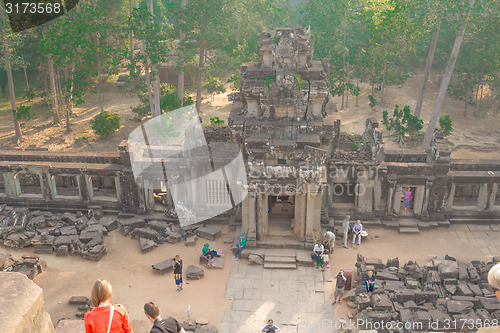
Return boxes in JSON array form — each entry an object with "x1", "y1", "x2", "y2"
[
  {"x1": 313, "y1": 242, "x2": 324, "y2": 269},
  {"x1": 234, "y1": 233, "x2": 247, "y2": 261},
  {"x1": 364, "y1": 270, "x2": 376, "y2": 292},
  {"x1": 262, "y1": 319, "x2": 280, "y2": 332},
  {"x1": 144, "y1": 301, "x2": 185, "y2": 333},
  {"x1": 84, "y1": 279, "x2": 134, "y2": 333},
  {"x1": 202, "y1": 243, "x2": 221, "y2": 259},
  {"x1": 352, "y1": 220, "x2": 363, "y2": 246},
  {"x1": 323, "y1": 230, "x2": 335, "y2": 254}
]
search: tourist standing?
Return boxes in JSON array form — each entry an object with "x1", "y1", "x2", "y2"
[
  {"x1": 144, "y1": 301, "x2": 185, "y2": 333},
  {"x1": 404, "y1": 187, "x2": 413, "y2": 214},
  {"x1": 262, "y1": 319, "x2": 280, "y2": 332},
  {"x1": 323, "y1": 230, "x2": 335, "y2": 254},
  {"x1": 84, "y1": 279, "x2": 134, "y2": 333},
  {"x1": 342, "y1": 215, "x2": 350, "y2": 248},
  {"x1": 313, "y1": 242, "x2": 324, "y2": 269},
  {"x1": 321, "y1": 253, "x2": 329, "y2": 271},
  {"x1": 352, "y1": 220, "x2": 363, "y2": 246},
  {"x1": 234, "y1": 233, "x2": 247, "y2": 261},
  {"x1": 364, "y1": 271, "x2": 376, "y2": 292},
  {"x1": 173, "y1": 255, "x2": 183, "y2": 292},
  {"x1": 332, "y1": 270, "x2": 347, "y2": 305}
]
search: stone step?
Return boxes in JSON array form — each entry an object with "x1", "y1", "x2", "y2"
[
  {"x1": 399, "y1": 227, "x2": 420, "y2": 234},
  {"x1": 264, "y1": 256, "x2": 296, "y2": 264},
  {"x1": 263, "y1": 263, "x2": 296, "y2": 269},
  {"x1": 398, "y1": 220, "x2": 420, "y2": 227}
]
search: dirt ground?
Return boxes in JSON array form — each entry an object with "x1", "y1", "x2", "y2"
[
  {"x1": 1, "y1": 222, "x2": 498, "y2": 332},
  {"x1": 0, "y1": 71, "x2": 499, "y2": 158},
  {"x1": 0, "y1": 223, "x2": 235, "y2": 333}
]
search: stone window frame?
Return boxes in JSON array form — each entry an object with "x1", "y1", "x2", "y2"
[
  {"x1": 87, "y1": 175, "x2": 120, "y2": 202},
  {"x1": 446, "y1": 182, "x2": 488, "y2": 211},
  {"x1": 0, "y1": 172, "x2": 6, "y2": 198},
  {"x1": 49, "y1": 174, "x2": 82, "y2": 200},
  {"x1": 15, "y1": 171, "x2": 44, "y2": 199},
  {"x1": 206, "y1": 179, "x2": 231, "y2": 206}
]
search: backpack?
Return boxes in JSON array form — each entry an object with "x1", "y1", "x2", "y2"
[{"x1": 151, "y1": 318, "x2": 181, "y2": 333}]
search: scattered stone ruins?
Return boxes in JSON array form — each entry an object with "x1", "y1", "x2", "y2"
[
  {"x1": 0, "y1": 26, "x2": 498, "y2": 249},
  {"x1": 350, "y1": 255, "x2": 500, "y2": 331}
]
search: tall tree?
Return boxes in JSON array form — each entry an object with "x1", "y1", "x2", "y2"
[
  {"x1": 0, "y1": 6, "x2": 22, "y2": 141},
  {"x1": 422, "y1": 0, "x2": 476, "y2": 148}
]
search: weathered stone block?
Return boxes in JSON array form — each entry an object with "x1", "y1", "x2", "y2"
[
  {"x1": 446, "y1": 300, "x2": 474, "y2": 314},
  {"x1": 69, "y1": 296, "x2": 89, "y2": 305},
  {"x1": 456, "y1": 283, "x2": 474, "y2": 297},
  {"x1": 365, "y1": 258, "x2": 385, "y2": 270},
  {"x1": 56, "y1": 245, "x2": 69, "y2": 257},
  {"x1": 458, "y1": 262, "x2": 469, "y2": 280},
  {"x1": 166, "y1": 232, "x2": 182, "y2": 243},
  {"x1": 81, "y1": 245, "x2": 106, "y2": 261},
  {"x1": 438, "y1": 260, "x2": 458, "y2": 279},
  {"x1": 357, "y1": 294, "x2": 371, "y2": 310},
  {"x1": 130, "y1": 228, "x2": 162, "y2": 243},
  {"x1": 152, "y1": 259, "x2": 173, "y2": 274},
  {"x1": 195, "y1": 227, "x2": 221, "y2": 240},
  {"x1": 185, "y1": 236, "x2": 196, "y2": 246},
  {"x1": 140, "y1": 238, "x2": 157, "y2": 253},
  {"x1": 119, "y1": 218, "x2": 146, "y2": 235},
  {"x1": 186, "y1": 265, "x2": 204, "y2": 280},
  {"x1": 371, "y1": 294, "x2": 393, "y2": 311},
  {"x1": 394, "y1": 289, "x2": 415, "y2": 303},
  {"x1": 377, "y1": 271, "x2": 399, "y2": 281},
  {"x1": 86, "y1": 237, "x2": 103, "y2": 248},
  {"x1": 99, "y1": 217, "x2": 118, "y2": 232}
]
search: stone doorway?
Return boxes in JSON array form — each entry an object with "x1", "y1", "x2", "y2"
[
  {"x1": 266, "y1": 195, "x2": 294, "y2": 237},
  {"x1": 394, "y1": 185, "x2": 424, "y2": 216}
]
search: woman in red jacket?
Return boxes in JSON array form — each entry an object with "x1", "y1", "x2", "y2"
[{"x1": 84, "y1": 279, "x2": 134, "y2": 333}]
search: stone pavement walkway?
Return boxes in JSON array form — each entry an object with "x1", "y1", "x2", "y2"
[{"x1": 219, "y1": 260, "x2": 336, "y2": 333}]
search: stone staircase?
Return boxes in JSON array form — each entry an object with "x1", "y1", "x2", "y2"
[{"x1": 259, "y1": 249, "x2": 315, "y2": 270}]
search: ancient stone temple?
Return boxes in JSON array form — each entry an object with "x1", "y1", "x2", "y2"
[{"x1": 228, "y1": 27, "x2": 340, "y2": 246}]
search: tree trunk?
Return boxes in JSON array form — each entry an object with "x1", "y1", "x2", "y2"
[
  {"x1": 346, "y1": 85, "x2": 349, "y2": 108},
  {"x1": 129, "y1": 0, "x2": 134, "y2": 75},
  {"x1": 177, "y1": 0, "x2": 187, "y2": 103},
  {"x1": 422, "y1": 18, "x2": 471, "y2": 148},
  {"x1": 341, "y1": 92, "x2": 344, "y2": 109},
  {"x1": 151, "y1": 66, "x2": 161, "y2": 117},
  {"x1": 478, "y1": 83, "x2": 483, "y2": 111},
  {"x1": 464, "y1": 100, "x2": 468, "y2": 118},
  {"x1": 64, "y1": 66, "x2": 72, "y2": 133},
  {"x1": 381, "y1": 38, "x2": 389, "y2": 104},
  {"x1": 415, "y1": 23, "x2": 440, "y2": 118},
  {"x1": 473, "y1": 83, "x2": 479, "y2": 115},
  {"x1": 355, "y1": 78, "x2": 359, "y2": 107},
  {"x1": 23, "y1": 66, "x2": 30, "y2": 102},
  {"x1": 195, "y1": 44, "x2": 206, "y2": 113},
  {"x1": 147, "y1": 0, "x2": 161, "y2": 118},
  {"x1": 47, "y1": 58, "x2": 61, "y2": 124},
  {"x1": 1, "y1": 11, "x2": 22, "y2": 141},
  {"x1": 145, "y1": 63, "x2": 154, "y2": 115}
]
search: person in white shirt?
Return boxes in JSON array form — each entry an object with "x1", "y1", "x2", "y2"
[{"x1": 313, "y1": 242, "x2": 324, "y2": 269}]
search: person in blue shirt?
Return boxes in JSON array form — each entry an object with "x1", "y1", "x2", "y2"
[
  {"x1": 262, "y1": 319, "x2": 280, "y2": 332},
  {"x1": 364, "y1": 270, "x2": 376, "y2": 292},
  {"x1": 352, "y1": 220, "x2": 363, "y2": 246}
]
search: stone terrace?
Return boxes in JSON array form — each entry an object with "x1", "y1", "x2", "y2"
[{"x1": 220, "y1": 249, "x2": 334, "y2": 333}]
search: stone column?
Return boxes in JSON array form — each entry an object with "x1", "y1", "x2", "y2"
[
  {"x1": 247, "y1": 192, "x2": 257, "y2": 247},
  {"x1": 3, "y1": 172, "x2": 20, "y2": 198},
  {"x1": 445, "y1": 182, "x2": 456, "y2": 211},
  {"x1": 79, "y1": 175, "x2": 90, "y2": 202},
  {"x1": 421, "y1": 179, "x2": 433, "y2": 221},
  {"x1": 294, "y1": 193, "x2": 301, "y2": 236},
  {"x1": 262, "y1": 194, "x2": 269, "y2": 237},
  {"x1": 393, "y1": 185, "x2": 403, "y2": 215},
  {"x1": 241, "y1": 195, "x2": 249, "y2": 234},
  {"x1": 256, "y1": 194, "x2": 263, "y2": 240},
  {"x1": 305, "y1": 192, "x2": 315, "y2": 244},
  {"x1": 488, "y1": 183, "x2": 498, "y2": 211},
  {"x1": 477, "y1": 183, "x2": 488, "y2": 211},
  {"x1": 414, "y1": 186, "x2": 424, "y2": 215},
  {"x1": 296, "y1": 193, "x2": 306, "y2": 239},
  {"x1": 385, "y1": 178, "x2": 396, "y2": 220},
  {"x1": 313, "y1": 193, "x2": 322, "y2": 240}
]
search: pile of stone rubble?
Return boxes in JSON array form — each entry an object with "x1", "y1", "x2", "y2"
[
  {"x1": 0, "y1": 203, "x2": 224, "y2": 259},
  {"x1": 0, "y1": 253, "x2": 45, "y2": 280},
  {"x1": 348, "y1": 254, "x2": 500, "y2": 331},
  {"x1": 0, "y1": 205, "x2": 112, "y2": 261}
]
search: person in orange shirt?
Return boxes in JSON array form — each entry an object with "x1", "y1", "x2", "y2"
[{"x1": 84, "y1": 279, "x2": 134, "y2": 333}]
